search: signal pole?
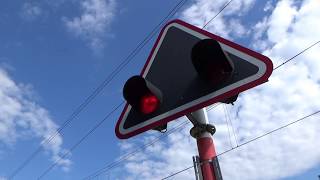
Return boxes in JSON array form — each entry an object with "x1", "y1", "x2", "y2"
[{"x1": 187, "y1": 108, "x2": 222, "y2": 180}]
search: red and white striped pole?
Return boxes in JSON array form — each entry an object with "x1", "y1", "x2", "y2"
[{"x1": 188, "y1": 108, "x2": 221, "y2": 180}]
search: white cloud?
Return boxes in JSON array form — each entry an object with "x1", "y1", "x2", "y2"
[
  {"x1": 116, "y1": 119, "x2": 197, "y2": 180},
  {"x1": 228, "y1": 18, "x2": 250, "y2": 38},
  {"x1": 0, "y1": 67, "x2": 71, "y2": 170},
  {"x1": 267, "y1": 0, "x2": 298, "y2": 43},
  {"x1": 115, "y1": 0, "x2": 320, "y2": 180},
  {"x1": 180, "y1": 0, "x2": 255, "y2": 39},
  {"x1": 263, "y1": 0, "x2": 274, "y2": 12},
  {"x1": 20, "y1": 2, "x2": 42, "y2": 21},
  {"x1": 64, "y1": 0, "x2": 116, "y2": 52},
  {"x1": 252, "y1": 17, "x2": 269, "y2": 50}
]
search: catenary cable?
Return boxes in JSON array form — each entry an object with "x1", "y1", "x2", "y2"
[
  {"x1": 37, "y1": 101, "x2": 125, "y2": 180},
  {"x1": 202, "y1": 0, "x2": 233, "y2": 29},
  {"x1": 161, "y1": 109, "x2": 320, "y2": 180},
  {"x1": 37, "y1": 0, "x2": 319, "y2": 179},
  {"x1": 81, "y1": 0, "x2": 236, "y2": 178},
  {"x1": 8, "y1": 0, "x2": 188, "y2": 179},
  {"x1": 225, "y1": 105, "x2": 239, "y2": 146},
  {"x1": 160, "y1": 39, "x2": 320, "y2": 179},
  {"x1": 82, "y1": 120, "x2": 190, "y2": 180},
  {"x1": 162, "y1": 165, "x2": 195, "y2": 180},
  {"x1": 207, "y1": 103, "x2": 221, "y2": 111},
  {"x1": 273, "y1": 41, "x2": 320, "y2": 70},
  {"x1": 82, "y1": 107, "x2": 223, "y2": 179},
  {"x1": 83, "y1": 106, "x2": 223, "y2": 179},
  {"x1": 84, "y1": 38, "x2": 319, "y2": 179},
  {"x1": 223, "y1": 105, "x2": 233, "y2": 148}
]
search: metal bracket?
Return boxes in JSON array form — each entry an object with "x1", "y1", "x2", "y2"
[
  {"x1": 152, "y1": 123, "x2": 167, "y2": 133},
  {"x1": 193, "y1": 156, "x2": 203, "y2": 180},
  {"x1": 186, "y1": 111, "x2": 216, "y2": 138},
  {"x1": 189, "y1": 124, "x2": 216, "y2": 138}
]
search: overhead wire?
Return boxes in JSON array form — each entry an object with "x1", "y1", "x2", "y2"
[
  {"x1": 81, "y1": 1, "x2": 235, "y2": 179},
  {"x1": 273, "y1": 40, "x2": 320, "y2": 70},
  {"x1": 83, "y1": 106, "x2": 227, "y2": 179},
  {"x1": 207, "y1": 103, "x2": 221, "y2": 111},
  {"x1": 161, "y1": 109, "x2": 320, "y2": 180},
  {"x1": 37, "y1": 101, "x2": 125, "y2": 180},
  {"x1": 34, "y1": 0, "x2": 320, "y2": 179},
  {"x1": 161, "y1": 165, "x2": 195, "y2": 180},
  {"x1": 218, "y1": 109, "x2": 320, "y2": 156},
  {"x1": 79, "y1": 37, "x2": 320, "y2": 179},
  {"x1": 8, "y1": 0, "x2": 188, "y2": 179},
  {"x1": 83, "y1": 105, "x2": 224, "y2": 180},
  {"x1": 202, "y1": 0, "x2": 233, "y2": 29},
  {"x1": 141, "y1": 8, "x2": 320, "y2": 180},
  {"x1": 38, "y1": 103, "x2": 218, "y2": 179},
  {"x1": 38, "y1": 9, "x2": 320, "y2": 180},
  {"x1": 225, "y1": 105, "x2": 239, "y2": 147},
  {"x1": 82, "y1": 120, "x2": 190, "y2": 180},
  {"x1": 82, "y1": 106, "x2": 224, "y2": 179},
  {"x1": 159, "y1": 37, "x2": 320, "y2": 180},
  {"x1": 223, "y1": 105, "x2": 233, "y2": 148},
  {"x1": 35, "y1": 0, "x2": 189, "y2": 179},
  {"x1": 40, "y1": 8, "x2": 320, "y2": 180},
  {"x1": 9, "y1": 1, "x2": 320, "y2": 178}
]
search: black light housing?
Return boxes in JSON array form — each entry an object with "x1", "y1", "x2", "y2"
[
  {"x1": 192, "y1": 39, "x2": 238, "y2": 104},
  {"x1": 191, "y1": 39, "x2": 234, "y2": 85}
]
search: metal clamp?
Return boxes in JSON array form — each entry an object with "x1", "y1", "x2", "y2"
[{"x1": 190, "y1": 124, "x2": 216, "y2": 138}]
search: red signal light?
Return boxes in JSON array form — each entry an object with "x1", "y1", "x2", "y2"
[
  {"x1": 140, "y1": 94, "x2": 160, "y2": 114},
  {"x1": 123, "y1": 75, "x2": 162, "y2": 114}
]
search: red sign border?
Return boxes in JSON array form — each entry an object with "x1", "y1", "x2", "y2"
[{"x1": 115, "y1": 19, "x2": 273, "y2": 139}]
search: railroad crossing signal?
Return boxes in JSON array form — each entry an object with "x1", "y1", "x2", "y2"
[{"x1": 115, "y1": 19, "x2": 273, "y2": 139}]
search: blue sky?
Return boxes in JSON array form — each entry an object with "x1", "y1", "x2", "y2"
[{"x1": 0, "y1": 0, "x2": 320, "y2": 180}]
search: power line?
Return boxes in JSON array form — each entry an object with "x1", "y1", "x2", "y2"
[
  {"x1": 82, "y1": 107, "x2": 223, "y2": 180},
  {"x1": 82, "y1": 120, "x2": 190, "y2": 180},
  {"x1": 202, "y1": 0, "x2": 233, "y2": 29},
  {"x1": 160, "y1": 38, "x2": 320, "y2": 180},
  {"x1": 31, "y1": 0, "x2": 318, "y2": 177},
  {"x1": 223, "y1": 105, "x2": 233, "y2": 148},
  {"x1": 162, "y1": 165, "x2": 195, "y2": 180},
  {"x1": 37, "y1": 101, "x2": 125, "y2": 180},
  {"x1": 161, "y1": 109, "x2": 320, "y2": 180},
  {"x1": 84, "y1": 37, "x2": 318, "y2": 179},
  {"x1": 9, "y1": 0, "x2": 320, "y2": 177},
  {"x1": 99, "y1": 14, "x2": 320, "y2": 180},
  {"x1": 81, "y1": 1, "x2": 235, "y2": 178},
  {"x1": 218, "y1": 109, "x2": 320, "y2": 156},
  {"x1": 225, "y1": 105, "x2": 239, "y2": 147},
  {"x1": 35, "y1": 1, "x2": 189, "y2": 179},
  {"x1": 83, "y1": 105, "x2": 222, "y2": 180},
  {"x1": 15, "y1": 0, "x2": 233, "y2": 177},
  {"x1": 273, "y1": 40, "x2": 320, "y2": 70},
  {"x1": 8, "y1": 0, "x2": 188, "y2": 179},
  {"x1": 43, "y1": 18, "x2": 319, "y2": 180},
  {"x1": 207, "y1": 103, "x2": 221, "y2": 111}
]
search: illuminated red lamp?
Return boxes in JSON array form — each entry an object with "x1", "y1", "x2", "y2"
[
  {"x1": 140, "y1": 94, "x2": 160, "y2": 114},
  {"x1": 123, "y1": 75, "x2": 162, "y2": 115}
]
